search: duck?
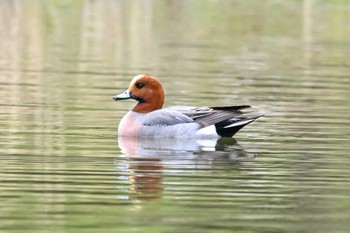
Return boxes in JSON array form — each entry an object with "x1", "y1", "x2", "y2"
[{"x1": 113, "y1": 74, "x2": 262, "y2": 138}]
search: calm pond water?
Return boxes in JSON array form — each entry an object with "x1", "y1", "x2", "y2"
[{"x1": 1, "y1": 1, "x2": 350, "y2": 233}]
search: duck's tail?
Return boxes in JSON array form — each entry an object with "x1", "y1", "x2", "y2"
[
  {"x1": 214, "y1": 114, "x2": 262, "y2": 137},
  {"x1": 189, "y1": 105, "x2": 262, "y2": 137}
]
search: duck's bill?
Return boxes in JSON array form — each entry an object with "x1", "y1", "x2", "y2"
[{"x1": 113, "y1": 90, "x2": 131, "y2": 101}]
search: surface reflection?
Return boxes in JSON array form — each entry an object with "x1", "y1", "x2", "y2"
[{"x1": 116, "y1": 137, "x2": 255, "y2": 200}]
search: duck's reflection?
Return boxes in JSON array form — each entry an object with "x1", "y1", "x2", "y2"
[
  {"x1": 116, "y1": 137, "x2": 255, "y2": 200},
  {"x1": 127, "y1": 157, "x2": 163, "y2": 200}
]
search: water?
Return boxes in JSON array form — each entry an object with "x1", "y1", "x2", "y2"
[{"x1": 1, "y1": 1, "x2": 350, "y2": 232}]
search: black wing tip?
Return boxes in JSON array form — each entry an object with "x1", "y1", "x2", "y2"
[{"x1": 211, "y1": 105, "x2": 251, "y2": 111}]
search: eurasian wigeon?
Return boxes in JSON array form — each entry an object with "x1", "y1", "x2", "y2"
[{"x1": 113, "y1": 74, "x2": 262, "y2": 138}]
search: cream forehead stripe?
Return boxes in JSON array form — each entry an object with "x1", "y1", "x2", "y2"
[{"x1": 129, "y1": 74, "x2": 147, "y2": 87}]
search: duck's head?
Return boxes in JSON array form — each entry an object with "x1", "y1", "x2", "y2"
[{"x1": 113, "y1": 74, "x2": 165, "y2": 113}]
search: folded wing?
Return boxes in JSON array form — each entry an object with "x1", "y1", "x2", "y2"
[{"x1": 140, "y1": 105, "x2": 262, "y2": 137}]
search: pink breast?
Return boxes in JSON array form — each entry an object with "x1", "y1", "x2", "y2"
[{"x1": 118, "y1": 111, "x2": 142, "y2": 137}]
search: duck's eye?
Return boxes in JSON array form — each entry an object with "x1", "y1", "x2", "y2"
[{"x1": 136, "y1": 82, "x2": 145, "y2": 89}]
